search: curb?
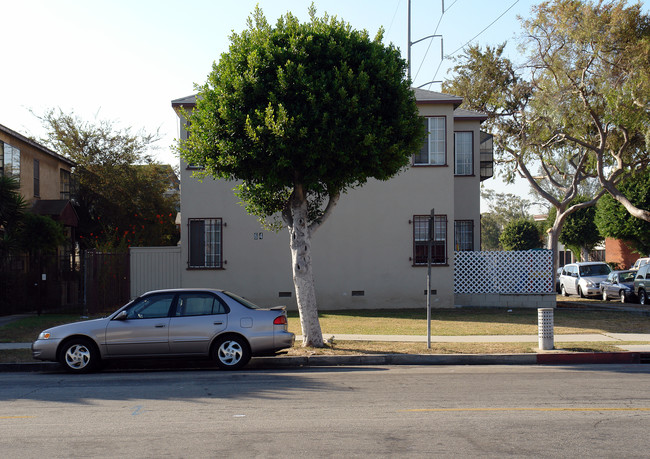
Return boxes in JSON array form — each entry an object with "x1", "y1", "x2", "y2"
[{"x1": 0, "y1": 352, "x2": 645, "y2": 373}]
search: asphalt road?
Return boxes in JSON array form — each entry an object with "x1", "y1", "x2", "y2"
[{"x1": 2, "y1": 365, "x2": 650, "y2": 458}]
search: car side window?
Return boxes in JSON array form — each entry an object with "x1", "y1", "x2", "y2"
[
  {"x1": 175, "y1": 293, "x2": 228, "y2": 316},
  {"x1": 125, "y1": 293, "x2": 175, "y2": 319}
]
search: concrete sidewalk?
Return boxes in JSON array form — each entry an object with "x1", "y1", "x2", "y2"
[{"x1": 4, "y1": 332, "x2": 650, "y2": 350}]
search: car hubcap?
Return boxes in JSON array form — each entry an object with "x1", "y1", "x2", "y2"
[
  {"x1": 218, "y1": 341, "x2": 242, "y2": 365},
  {"x1": 65, "y1": 344, "x2": 90, "y2": 369}
]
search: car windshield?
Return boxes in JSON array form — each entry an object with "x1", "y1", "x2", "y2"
[
  {"x1": 579, "y1": 264, "x2": 611, "y2": 276},
  {"x1": 222, "y1": 291, "x2": 263, "y2": 309},
  {"x1": 619, "y1": 272, "x2": 635, "y2": 282}
]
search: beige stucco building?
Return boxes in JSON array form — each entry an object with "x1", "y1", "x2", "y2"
[{"x1": 170, "y1": 89, "x2": 492, "y2": 309}]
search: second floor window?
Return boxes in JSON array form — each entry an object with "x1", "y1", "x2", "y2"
[
  {"x1": 33, "y1": 159, "x2": 40, "y2": 197},
  {"x1": 454, "y1": 131, "x2": 473, "y2": 175},
  {"x1": 60, "y1": 169, "x2": 71, "y2": 199},
  {"x1": 1, "y1": 142, "x2": 21, "y2": 182},
  {"x1": 414, "y1": 117, "x2": 446, "y2": 166}
]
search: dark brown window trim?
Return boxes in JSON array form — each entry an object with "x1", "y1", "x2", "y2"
[
  {"x1": 411, "y1": 263, "x2": 449, "y2": 268},
  {"x1": 453, "y1": 174, "x2": 476, "y2": 177},
  {"x1": 412, "y1": 164, "x2": 449, "y2": 168}
]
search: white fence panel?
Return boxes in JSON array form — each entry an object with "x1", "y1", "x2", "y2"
[
  {"x1": 129, "y1": 246, "x2": 182, "y2": 299},
  {"x1": 454, "y1": 250, "x2": 554, "y2": 294}
]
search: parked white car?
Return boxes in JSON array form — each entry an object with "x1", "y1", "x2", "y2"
[
  {"x1": 559, "y1": 262, "x2": 612, "y2": 298},
  {"x1": 631, "y1": 257, "x2": 650, "y2": 270}
]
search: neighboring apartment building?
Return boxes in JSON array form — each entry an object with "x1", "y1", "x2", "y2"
[
  {"x1": 170, "y1": 88, "x2": 492, "y2": 309},
  {"x1": 0, "y1": 123, "x2": 77, "y2": 242}
]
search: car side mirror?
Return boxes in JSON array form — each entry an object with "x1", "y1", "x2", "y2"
[{"x1": 114, "y1": 310, "x2": 128, "y2": 321}]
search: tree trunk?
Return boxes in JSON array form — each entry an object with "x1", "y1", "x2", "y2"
[{"x1": 287, "y1": 188, "x2": 324, "y2": 348}]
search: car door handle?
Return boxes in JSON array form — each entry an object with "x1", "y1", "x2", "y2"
[
  {"x1": 214, "y1": 321, "x2": 223, "y2": 325},
  {"x1": 155, "y1": 324, "x2": 166, "y2": 328}
]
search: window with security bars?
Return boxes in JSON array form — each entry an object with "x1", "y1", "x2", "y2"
[
  {"x1": 413, "y1": 215, "x2": 447, "y2": 265},
  {"x1": 188, "y1": 218, "x2": 222, "y2": 268},
  {"x1": 454, "y1": 220, "x2": 474, "y2": 251},
  {"x1": 454, "y1": 131, "x2": 473, "y2": 175},
  {"x1": 414, "y1": 117, "x2": 446, "y2": 166}
]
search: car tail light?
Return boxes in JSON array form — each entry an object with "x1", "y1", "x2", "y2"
[{"x1": 273, "y1": 315, "x2": 287, "y2": 325}]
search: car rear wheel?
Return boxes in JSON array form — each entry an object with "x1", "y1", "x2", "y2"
[
  {"x1": 213, "y1": 335, "x2": 251, "y2": 370},
  {"x1": 59, "y1": 338, "x2": 98, "y2": 373},
  {"x1": 640, "y1": 289, "x2": 647, "y2": 305}
]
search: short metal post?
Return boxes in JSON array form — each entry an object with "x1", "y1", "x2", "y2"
[{"x1": 538, "y1": 308, "x2": 554, "y2": 350}]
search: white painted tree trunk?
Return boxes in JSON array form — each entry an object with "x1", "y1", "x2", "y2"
[{"x1": 287, "y1": 191, "x2": 324, "y2": 348}]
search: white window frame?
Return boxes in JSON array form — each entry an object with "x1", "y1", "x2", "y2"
[
  {"x1": 415, "y1": 117, "x2": 446, "y2": 166},
  {"x1": 454, "y1": 131, "x2": 473, "y2": 175}
]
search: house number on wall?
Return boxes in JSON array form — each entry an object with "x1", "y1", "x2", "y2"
[{"x1": 253, "y1": 232, "x2": 263, "y2": 240}]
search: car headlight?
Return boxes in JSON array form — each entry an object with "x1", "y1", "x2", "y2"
[
  {"x1": 38, "y1": 332, "x2": 51, "y2": 340},
  {"x1": 584, "y1": 281, "x2": 594, "y2": 288}
]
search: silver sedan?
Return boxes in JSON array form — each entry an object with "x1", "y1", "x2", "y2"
[{"x1": 32, "y1": 289, "x2": 295, "y2": 372}]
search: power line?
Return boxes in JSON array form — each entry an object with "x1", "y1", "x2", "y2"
[
  {"x1": 386, "y1": 0, "x2": 403, "y2": 35},
  {"x1": 426, "y1": 0, "x2": 520, "y2": 90},
  {"x1": 447, "y1": 0, "x2": 520, "y2": 57}
]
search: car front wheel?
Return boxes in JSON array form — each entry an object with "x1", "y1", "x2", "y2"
[
  {"x1": 213, "y1": 335, "x2": 251, "y2": 370},
  {"x1": 561, "y1": 284, "x2": 569, "y2": 297},
  {"x1": 59, "y1": 338, "x2": 98, "y2": 373},
  {"x1": 640, "y1": 289, "x2": 647, "y2": 306},
  {"x1": 602, "y1": 290, "x2": 609, "y2": 301},
  {"x1": 578, "y1": 286, "x2": 585, "y2": 298},
  {"x1": 620, "y1": 291, "x2": 627, "y2": 304}
]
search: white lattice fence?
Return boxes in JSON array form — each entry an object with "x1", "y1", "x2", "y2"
[{"x1": 454, "y1": 250, "x2": 554, "y2": 294}]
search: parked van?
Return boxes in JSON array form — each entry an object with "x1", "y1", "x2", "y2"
[
  {"x1": 559, "y1": 262, "x2": 612, "y2": 298},
  {"x1": 631, "y1": 257, "x2": 650, "y2": 271},
  {"x1": 633, "y1": 264, "x2": 650, "y2": 305}
]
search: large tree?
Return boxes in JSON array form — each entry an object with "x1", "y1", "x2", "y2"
[
  {"x1": 443, "y1": 0, "x2": 650, "y2": 271},
  {"x1": 39, "y1": 110, "x2": 179, "y2": 249},
  {"x1": 547, "y1": 197, "x2": 603, "y2": 261},
  {"x1": 596, "y1": 170, "x2": 650, "y2": 255},
  {"x1": 0, "y1": 175, "x2": 27, "y2": 259},
  {"x1": 179, "y1": 6, "x2": 423, "y2": 347}
]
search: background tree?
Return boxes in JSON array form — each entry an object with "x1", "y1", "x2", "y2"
[
  {"x1": 480, "y1": 190, "x2": 534, "y2": 250},
  {"x1": 39, "y1": 109, "x2": 179, "y2": 250},
  {"x1": 499, "y1": 219, "x2": 543, "y2": 251},
  {"x1": 546, "y1": 197, "x2": 603, "y2": 261},
  {"x1": 522, "y1": 0, "x2": 650, "y2": 222},
  {"x1": 179, "y1": 6, "x2": 423, "y2": 347},
  {"x1": 596, "y1": 170, "x2": 650, "y2": 256},
  {"x1": 443, "y1": 0, "x2": 650, "y2": 271}
]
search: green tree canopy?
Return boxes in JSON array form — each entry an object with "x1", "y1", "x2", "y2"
[
  {"x1": 547, "y1": 197, "x2": 603, "y2": 261},
  {"x1": 179, "y1": 6, "x2": 423, "y2": 346},
  {"x1": 39, "y1": 110, "x2": 179, "y2": 250},
  {"x1": 596, "y1": 170, "x2": 650, "y2": 255},
  {"x1": 499, "y1": 219, "x2": 542, "y2": 251}
]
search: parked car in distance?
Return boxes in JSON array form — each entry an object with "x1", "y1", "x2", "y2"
[
  {"x1": 600, "y1": 270, "x2": 636, "y2": 303},
  {"x1": 631, "y1": 257, "x2": 650, "y2": 271},
  {"x1": 559, "y1": 262, "x2": 612, "y2": 298},
  {"x1": 634, "y1": 264, "x2": 650, "y2": 305},
  {"x1": 32, "y1": 288, "x2": 295, "y2": 373}
]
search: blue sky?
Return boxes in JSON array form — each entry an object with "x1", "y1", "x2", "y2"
[{"x1": 2, "y1": 0, "x2": 541, "y2": 202}]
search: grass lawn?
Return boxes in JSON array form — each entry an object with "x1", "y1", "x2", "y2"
[{"x1": 2, "y1": 307, "x2": 649, "y2": 363}]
